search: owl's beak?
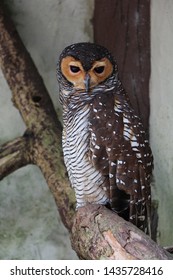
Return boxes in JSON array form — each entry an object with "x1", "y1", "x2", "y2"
[{"x1": 84, "y1": 73, "x2": 90, "y2": 93}]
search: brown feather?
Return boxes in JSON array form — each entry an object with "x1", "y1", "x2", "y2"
[{"x1": 89, "y1": 88, "x2": 153, "y2": 234}]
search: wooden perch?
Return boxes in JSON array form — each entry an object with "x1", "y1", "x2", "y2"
[
  {"x1": 72, "y1": 204, "x2": 171, "y2": 259},
  {"x1": 0, "y1": 3, "x2": 172, "y2": 260}
]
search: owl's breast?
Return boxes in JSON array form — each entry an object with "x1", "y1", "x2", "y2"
[
  {"x1": 62, "y1": 103, "x2": 109, "y2": 207},
  {"x1": 62, "y1": 104, "x2": 90, "y2": 183}
]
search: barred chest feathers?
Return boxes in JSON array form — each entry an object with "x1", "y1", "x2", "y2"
[{"x1": 62, "y1": 101, "x2": 109, "y2": 207}]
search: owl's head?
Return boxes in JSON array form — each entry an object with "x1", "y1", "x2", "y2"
[{"x1": 57, "y1": 42, "x2": 118, "y2": 95}]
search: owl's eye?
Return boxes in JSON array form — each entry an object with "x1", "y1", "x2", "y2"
[
  {"x1": 70, "y1": 65, "x2": 80, "y2": 73},
  {"x1": 94, "y1": 66, "x2": 105, "y2": 74}
]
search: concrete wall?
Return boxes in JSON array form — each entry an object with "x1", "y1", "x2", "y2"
[
  {"x1": 150, "y1": 0, "x2": 173, "y2": 246},
  {"x1": 0, "y1": 0, "x2": 94, "y2": 259}
]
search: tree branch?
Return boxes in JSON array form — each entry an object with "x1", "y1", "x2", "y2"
[
  {"x1": 0, "y1": 3, "x2": 172, "y2": 259},
  {"x1": 72, "y1": 205, "x2": 172, "y2": 259},
  {"x1": 0, "y1": 135, "x2": 31, "y2": 180},
  {"x1": 0, "y1": 3, "x2": 76, "y2": 230}
]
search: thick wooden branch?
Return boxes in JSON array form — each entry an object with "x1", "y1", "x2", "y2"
[
  {"x1": 0, "y1": 3, "x2": 172, "y2": 259},
  {"x1": 72, "y1": 205, "x2": 172, "y2": 260},
  {"x1": 0, "y1": 135, "x2": 31, "y2": 180},
  {"x1": 0, "y1": 4, "x2": 76, "y2": 230}
]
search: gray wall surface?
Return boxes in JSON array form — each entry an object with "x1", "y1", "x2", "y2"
[{"x1": 150, "y1": 0, "x2": 173, "y2": 246}]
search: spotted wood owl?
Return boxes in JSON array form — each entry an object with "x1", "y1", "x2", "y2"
[{"x1": 57, "y1": 42, "x2": 153, "y2": 235}]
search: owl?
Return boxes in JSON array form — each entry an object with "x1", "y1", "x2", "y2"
[{"x1": 57, "y1": 42, "x2": 153, "y2": 235}]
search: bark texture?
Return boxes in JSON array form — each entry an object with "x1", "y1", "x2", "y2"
[
  {"x1": 0, "y1": 136, "x2": 30, "y2": 180},
  {"x1": 0, "y1": 3, "x2": 172, "y2": 260},
  {"x1": 0, "y1": 4, "x2": 76, "y2": 230},
  {"x1": 72, "y1": 205, "x2": 171, "y2": 260}
]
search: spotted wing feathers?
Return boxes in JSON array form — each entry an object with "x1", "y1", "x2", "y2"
[{"x1": 89, "y1": 89, "x2": 153, "y2": 234}]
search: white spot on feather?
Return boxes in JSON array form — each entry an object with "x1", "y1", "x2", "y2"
[
  {"x1": 95, "y1": 145, "x2": 100, "y2": 150},
  {"x1": 117, "y1": 160, "x2": 123, "y2": 164},
  {"x1": 120, "y1": 180, "x2": 125, "y2": 185},
  {"x1": 136, "y1": 153, "x2": 141, "y2": 159}
]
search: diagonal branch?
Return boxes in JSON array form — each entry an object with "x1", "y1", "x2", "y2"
[
  {"x1": 72, "y1": 205, "x2": 172, "y2": 260},
  {"x1": 0, "y1": 135, "x2": 31, "y2": 180},
  {"x1": 0, "y1": 3, "x2": 76, "y2": 230}
]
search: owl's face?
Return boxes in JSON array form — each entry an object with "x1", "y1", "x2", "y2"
[
  {"x1": 60, "y1": 55, "x2": 113, "y2": 92},
  {"x1": 57, "y1": 43, "x2": 118, "y2": 97}
]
